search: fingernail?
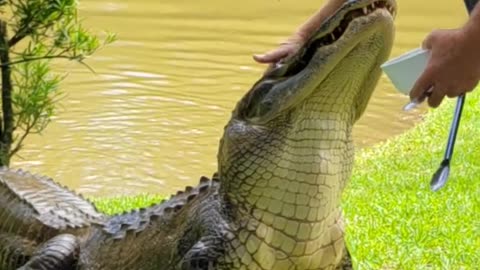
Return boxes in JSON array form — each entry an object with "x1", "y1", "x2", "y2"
[
  {"x1": 403, "y1": 100, "x2": 420, "y2": 111},
  {"x1": 425, "y1": 87, "x2": 433, "y2": 96},
  {"x1": 403, "y1": 86, "x2": 433, "y2": 111}
]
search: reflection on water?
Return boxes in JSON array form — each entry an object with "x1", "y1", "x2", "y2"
[{"x1": 12, "y1": 0, "x2": 468, "y2": 197}]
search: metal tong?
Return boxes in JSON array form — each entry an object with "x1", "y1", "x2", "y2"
[{"x1": 425, "y1": 0, "x2": 477, "y2": 191}]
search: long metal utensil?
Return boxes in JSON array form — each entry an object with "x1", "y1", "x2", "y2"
[
  {"x1": 430, "y1": 95, "x2": 465, "y2": 191},
  {"x1": 430, "y1": 0, "x2": 478, "y2": 191}
]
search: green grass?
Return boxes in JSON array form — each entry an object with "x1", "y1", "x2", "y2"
[
  {"x1": 344, "y1": 90, "x2": 480, "y2": 269},
  {"x1": 92, "y1": 194, "x2": 164, "y2": 215},
  {"x1": 92, "y1": 90, "x2": 480, "y2": 269}
]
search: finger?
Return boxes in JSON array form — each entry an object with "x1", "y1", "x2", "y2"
[
  {"x1": 421, "y1": 30, "x2": 439, "y2": 50},
  {"x1": 445, "y1": 86, "x2": 463, "y2": 98},
  {"x1": 466, "y1": 79, "x2": 479, "y2": 92},
  {"x1": 253, "y1": 47, "x2": 290, "y2": 64},
  {"x1": 444, "y1": 79, "x2": 477, "y2": 97},
  {"x1": 420, "y1": 86, "x2": 434, "y2": 102},
  {"x1": 427, "y1": 87, "x2": 446, "y2": 108},
  {"x1": 409, "y1": 65, "x2": 435, "y2": 101}
]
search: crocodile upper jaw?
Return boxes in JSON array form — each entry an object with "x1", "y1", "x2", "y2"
[{"x1": 235, "y1": 0, "x2": 396, "y2": 125}]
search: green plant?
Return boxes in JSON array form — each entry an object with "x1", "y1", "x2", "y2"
[
  {"x1": 0, "y1": 0, "x2": 115, "y2": 165},
  {"x1": 343, "y1": 90, "x2": 480, "y2": 268}
]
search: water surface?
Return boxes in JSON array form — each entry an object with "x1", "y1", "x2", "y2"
[{"x1": 13, "y1": 0, "x2": 468, "y2": 197}]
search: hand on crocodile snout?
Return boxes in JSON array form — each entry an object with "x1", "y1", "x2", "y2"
[
  {"x1": 410, "y1": 28, "x2": 480, "y2": 108},
  {"x1": 253, "y1": 34, "x2": 305, "y2": 66},
  {"x1": 253, "y1": 0, "x2": 346, "y2": 67}
]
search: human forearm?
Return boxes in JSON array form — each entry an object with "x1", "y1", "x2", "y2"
[
  {"x1": 461, "y1": 2, "x2": 480, "y2": 43},
  {"x1": 409, "y1": 2, "x2": 480, "y2": 108},
  {"x1": 295, "y1": 0, "x2": 346, "y2": 39},
  {"x1": 253, "y1": 0, "x2": 346, "y2": 63}
]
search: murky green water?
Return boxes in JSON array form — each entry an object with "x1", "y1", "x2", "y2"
[{"x1": 12, "y1": 0, "x2": 468, "y2": 197}]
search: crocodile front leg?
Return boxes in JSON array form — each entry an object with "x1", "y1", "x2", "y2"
[
  {"x1": 18, "y1": 234, "x2": 79, "y2": 270},
  {"x1": 338, "y1": 248, "x2": 352, "y2": 270},
  {"x1": 180, "y1": 235, "x2": 226, "y2": 270}
]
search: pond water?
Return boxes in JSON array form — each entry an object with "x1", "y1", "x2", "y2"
[{"x1": 12, "y1": 0, "x2": 468, "y2": 197}]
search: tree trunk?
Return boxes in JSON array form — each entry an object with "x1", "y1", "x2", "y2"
[{"x1": 0, "y1": 21, "x2": 14, "y2": 166}]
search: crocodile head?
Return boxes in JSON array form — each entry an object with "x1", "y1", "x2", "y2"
[
  {"x1": 218, "y1": 0, "x2": 395, "y2": 265},
  {"x1": 243, "y1": 0, "x2": 396, "y2": 125},
  {"x1": 220, "y1": 0, "x2": 395, "y2": 195}
]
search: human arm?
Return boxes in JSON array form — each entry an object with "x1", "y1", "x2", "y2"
[
  {"x1": 409, "y1": 3, "x2": 480, "y2": 108},
  {"x1": 253, "y1": 0, "x2": 346, "y2": 64}
]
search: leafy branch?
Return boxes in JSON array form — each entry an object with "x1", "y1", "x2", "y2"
[{"x1": 0, "y1": 0, "x2": 115, "y2": 165}]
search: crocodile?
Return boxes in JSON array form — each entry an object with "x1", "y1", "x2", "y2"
[{"x1": 0, "y1": 0, "x2": 396, "y2": 269}]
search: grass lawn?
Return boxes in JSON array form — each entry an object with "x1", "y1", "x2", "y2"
[
  {"x1": 344, "y1": 90, "x2": 480, "y2": 269},
  {"x1": 92, "y1": 90, "x2": 480, "y2": 269}
]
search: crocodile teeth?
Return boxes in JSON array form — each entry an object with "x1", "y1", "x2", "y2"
[
  {"x1": 370, "y1": 3, "x2": 375, "y2": 9},
  {"x1": 362, "y1": 7, "x2": 368, "y2": 14},
  {"x1": 387, "y1": 5, "x2": 395, "y2": 16},
  {"x1": 330, "y1": 33, "x2": 335, "y2": 40}
]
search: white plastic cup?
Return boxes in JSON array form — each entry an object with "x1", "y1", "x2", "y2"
[{"x1": 381, "y1": 48, "x2": 430, "y2": 95}]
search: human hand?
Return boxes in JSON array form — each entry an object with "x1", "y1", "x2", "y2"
[
  {"x1": 253, "y1": 0, "x2": 346, "y2": 67},
  {"x1": 409, "y1": 29, "x2": 480, "y2": 108},
  {"x1": 253, "y1": 34, "x2": 306, "y2": 65}
]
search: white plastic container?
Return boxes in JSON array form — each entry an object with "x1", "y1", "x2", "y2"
[{"x1": 381, "y1": 48, "x2": 430, "y2": 95}]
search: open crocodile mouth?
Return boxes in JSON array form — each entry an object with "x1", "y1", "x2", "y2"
[
  {"x1": 239, "y1": 0, "x2": 395, "y2": 122},
  {"x1": 314, "y1": 1, "x2": 395, "y2": 47},
  {"x1": 266, "y1": 0, "x2": 396, "y2": 79}
]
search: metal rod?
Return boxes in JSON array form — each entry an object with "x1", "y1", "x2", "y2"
[
  {"x1": 429, "y1": 0, "x2": 477, "y2": 190},
  {"x1": 444, "y1": 95, "x2": 465, "y2": 159}
]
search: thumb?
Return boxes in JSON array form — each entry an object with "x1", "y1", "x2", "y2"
[
  {"x1": 253, "y1": 47, "x2": 290, "y2": 64},
  {"x1": 409, "y1": 65, "x2": 435, "y2": 101},
  {"x1": 422, "y1": 30, "x2": 439, "y2": 50}
]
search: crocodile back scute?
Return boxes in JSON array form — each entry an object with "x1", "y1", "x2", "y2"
[
  {"x1": 101, "y1": 175, "x2": 217, "y2": 238},
  {"x1": 0, "y1": 167, "x2": 105, "y2": 230},
  {"x1": 77, "y1": 175, "x2": 222, "y2": 270}
]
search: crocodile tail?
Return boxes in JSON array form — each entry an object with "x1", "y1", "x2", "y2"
[{"x1": 0, "y1": 167, "x2": 105, "y2": 230}]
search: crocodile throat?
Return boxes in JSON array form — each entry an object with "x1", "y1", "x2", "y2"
[{"x1": 217, "y1": 0, "x2": 396, "y2": 268}]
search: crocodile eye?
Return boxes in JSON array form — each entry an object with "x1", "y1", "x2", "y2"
[{"x1": 242, "y1": 80, "x2": 275, "y2": 120}]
